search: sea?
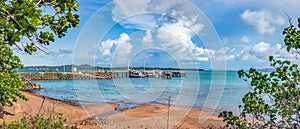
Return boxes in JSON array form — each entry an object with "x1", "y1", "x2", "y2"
[{"x1": 20, "y1": 69, "x2": 250, "y2": 113}]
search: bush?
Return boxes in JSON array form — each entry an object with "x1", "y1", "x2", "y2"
[
  {"x1": 219, "y1": 18, "x2": 300, "y2": 128},
  {"x1": 1, "y1": 113, "x2": 70, "y2": 129}
]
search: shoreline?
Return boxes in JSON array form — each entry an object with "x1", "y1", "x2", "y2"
[
  {"x1": 0, "y1": 90, "x2": 226, "y2": 128},
  {"x1": 31, "y1": 89, "x2": 226, "y2": 117}
]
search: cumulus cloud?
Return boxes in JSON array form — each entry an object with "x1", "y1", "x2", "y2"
[
  {"x1": 156, "y1": 22, "x2": 209, "y2": 62},
  {"x1": 112, "y1": 0, "x2": 157, "y2": 30},
  {"x1": 113, "y1": 34, "x2": 133, "y2": 65},
  {"x1": 109, "y1": 0, "x2": 210, "y2": 65},
  {"x1": 240, "y1": 35, "x2": 250, "y2": 44},
  {"x1": 97, "y1": 33, "x2": 133, "y2": 65},
  {"x1": 111, "y1": 0, "x2": 204, "y2": 33},
  {"x1": 250, "y1": 42, "x2": 287, "y2": 60},
  {"x1": 112, "y1": 0, "x2": 151, "y2": 23},
  {"x1": 142, "y1": 30, "x2": 153, "y2": 45},
  {"x1": 240, "y1": 9, "x2": 285, "y2": 35},
  {"x1": 203, "y1": 47, "x2": 236, "y2": 61},
  {"x1": 199, "y1": 42, "x2": 293, "y2": 62},
  {"x1": 238, "y1": 42, "x2": 292, "y2": 61},
  {"x1": 99, "y1": 40, "x2": 114, "y2": 56}
]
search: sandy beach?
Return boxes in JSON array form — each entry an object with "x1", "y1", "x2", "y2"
[{"x1": 0, "y1": 90, "x2": 226, "y2": 128}]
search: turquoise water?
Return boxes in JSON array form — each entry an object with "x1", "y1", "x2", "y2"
[{"x1": 33, "y1": 71, "x2": 250, "y2": 113}]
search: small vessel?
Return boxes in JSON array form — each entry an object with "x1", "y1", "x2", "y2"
[
  {"x1": 145, "y1": 71, "x2": 158, "y2": 78},
  {"x1": 72, "y1": 67, "x2": 77, "y2": 72},
  {"x1": 128, "y1": 70, "x2": 143, "y2": 78},
  {"x1": 161, "y1": 72, "x2": 172, "y2": 79},
  {"x1": 172, "y1": 72, "x2": 186, "y2": 77}
]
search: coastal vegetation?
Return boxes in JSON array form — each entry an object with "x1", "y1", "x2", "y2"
[
  {"x1": 1, "y1": 113, "x2": 70, "y2": 129},
  {"x1": 0, "y1": 0, "x2": 79, "y2": 127},
  {"x1": 219, "y1": 18, "x2": 300, "y2": 128},
  {"x1": 0, "y1": 44, "x2": 27, "y2": 108}
]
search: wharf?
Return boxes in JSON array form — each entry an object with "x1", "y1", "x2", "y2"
[{"x1": 18, "y1": 71, "x2": 186, "y2": 80}]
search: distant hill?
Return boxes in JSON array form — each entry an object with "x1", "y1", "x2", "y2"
[
  {"x1": 257, "y1": 68, "x2": 274, "y2": 72},
  {"x1": 25, "y1": 65, "x2": 204, "y2": 71},
  {"x1": 77, "y1": 64, "x2": 94, "y2": 69}
]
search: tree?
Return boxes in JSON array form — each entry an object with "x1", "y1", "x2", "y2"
[
  {"x1": 219, "y1": 18, "x2": 300, "y2": 128},
  {"x1": 0, "y1": 44, "x2": 27, "y2": 108},
  {"x1": 0, "y1": 0, "x2": 79, "y2": 109},
  {"x1": 0, "y1": 0, "x2": 79, "y2": 54}
]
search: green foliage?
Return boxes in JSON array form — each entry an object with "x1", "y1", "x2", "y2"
[
  {"x1": 0, "y1": 72, "x2": 28, "y2": 107},
  {"x1": 0, "y1": 0, "x2": 80, "y2": 126},
  {"x1": 0, "y1": 44, "x2": 27, "y2": 107},
  {"x1": 0, "y1": 0, "x2": 80, "y2": 54},
  {"x1": 1, "y1": 113, "x2": 70, "y2": 129},
  {"x1": 219, "y1": 18, "x2": 300, "y2": 128},
  {"x1": 0, "y1": 0, "x2": 80, "y2": 111},
  {"x1": 0, "y1": 44, "x2": 23, "y2": 72},
  {"x1": 283, "y1": 18, "x2": 300, "y2": 52},
  {"x1": 48, "y1": 69, "x2": 53, "y2": 72}
]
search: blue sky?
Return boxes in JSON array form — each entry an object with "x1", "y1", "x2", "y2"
[{"x1": 15, "y1": 0, "x2": 300, "y2": 70}]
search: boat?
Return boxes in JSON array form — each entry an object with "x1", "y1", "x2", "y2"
[
  {"x1": 161, "y1": 72, "x2": 172, "y2": 79},
  {"x1": 128, "y1": 70, "x2": 143, "y2": 78},
  {"x1": 172, "y1": 72, "x2": 186, "y2": 77},
  {"x1": 145, "y1": 71, "x2": 158, "y2": 78}
]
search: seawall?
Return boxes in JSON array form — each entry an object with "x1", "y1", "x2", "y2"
[{"x1": 18, "y1": 72, "x2": 114, "y2": 80}]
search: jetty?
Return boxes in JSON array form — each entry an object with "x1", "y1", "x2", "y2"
[
  {"x1": 18, "y1": 72, "x2": 116, "y2": 80},
  {"x1": 18, "y1": 71, "x2": 186, "y2": 80}
]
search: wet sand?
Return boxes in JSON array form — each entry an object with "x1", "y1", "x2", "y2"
[{"x1": 0, "y1": 91, "x2": 226, "y2": 128}]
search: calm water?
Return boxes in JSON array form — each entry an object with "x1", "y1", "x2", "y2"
[{"x1": 32, "y1": 71, "x2": 250, "y2": 113}]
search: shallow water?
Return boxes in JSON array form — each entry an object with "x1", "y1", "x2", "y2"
[{"x1": 33, "y1": 71, "x2": 250, "y2": 113}]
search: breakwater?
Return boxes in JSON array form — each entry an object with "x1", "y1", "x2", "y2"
[
  {"x1": 21, "y1": 77, "x2": 42, "y2": 89},
  {"x1": 18, "y1": 72, "x2": 116, "y2": 80},
  {"x1": 18, "y1": 71, "x2": 186, "y2": 80}
]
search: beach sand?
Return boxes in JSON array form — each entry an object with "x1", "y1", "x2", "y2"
[{"x1": 0, "y1": 91, "x2": 226, "y2": 128}]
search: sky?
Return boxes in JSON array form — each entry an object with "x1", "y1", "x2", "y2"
[{"x1": 14, "y1": 0, "x2": 300, "y2": 70}]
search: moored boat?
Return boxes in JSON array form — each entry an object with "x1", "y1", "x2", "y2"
[{"x1": 128, "y1": 70, "x2": 143, "y2": 78}]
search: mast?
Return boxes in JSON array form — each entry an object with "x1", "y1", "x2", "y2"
[{"x1": 143, "y1": 59, "x2": 145, "y2": 72}]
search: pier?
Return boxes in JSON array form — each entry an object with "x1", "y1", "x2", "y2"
[{"x1": 18, "y1": 71, "x2": 186, "y2": 80}]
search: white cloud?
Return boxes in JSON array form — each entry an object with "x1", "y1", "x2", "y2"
[
  {"x1": 238, "y1": 42, "x2": 293, "y2": 61},
  {"x1": 97, "y1": 33, "x2": 133, "y2": 65},
  {"x1": 205, "y1": 47, "x2": 237, "y2": 61},
  {"x1": 156, "y1": 22, "x2": 208, "y2": 62},
  {"x1": 251, "y1": 42, "x2": 281, "y2": 60},
  {"x1": 142, "y1": 30, "x2": 153, "y2": 45},
  {"x1": 154, "y1": 22, "x2": 232, "y2": 62},
  {"x1": 99, "y1": 40, "x2": 114, "y2": 56},
  {"x1": 240, "y1": 35, "x2": 250, "y2": 44},
  {"x1": 195, "y1": 42, "x2": 293, "y2": 62},
  {"x1": 110, "y1": 0, "x2": 208, "y2": 65},
  {"x1": 112, "y1": 0, "x2": 151, "y2": 23},
  {"x1": 111, "y1": 0, "x2": 278, "y2": 64},
  {"x1": 113, "y1": 34, "x2": 133, "y2": 65},
  {"x1": 111, "y1": 0, "x2": 204, "y2": 33},
  {"x1": 112, "y1": 0, "x2": 157, "y2": 30},
  {"x1": 240, "y1": 9, "x2": 285, "y2": 35},
  {"x1": 58, "y1": 48, "x2": 73, "y2": 54},
  {"x1": 253, "y1": 42, "x2": 292, "y2": 61}
]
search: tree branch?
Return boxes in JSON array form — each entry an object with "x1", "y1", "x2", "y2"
[{"x1": 285, "y1": 13, "x2": 293, "y2": 26}]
